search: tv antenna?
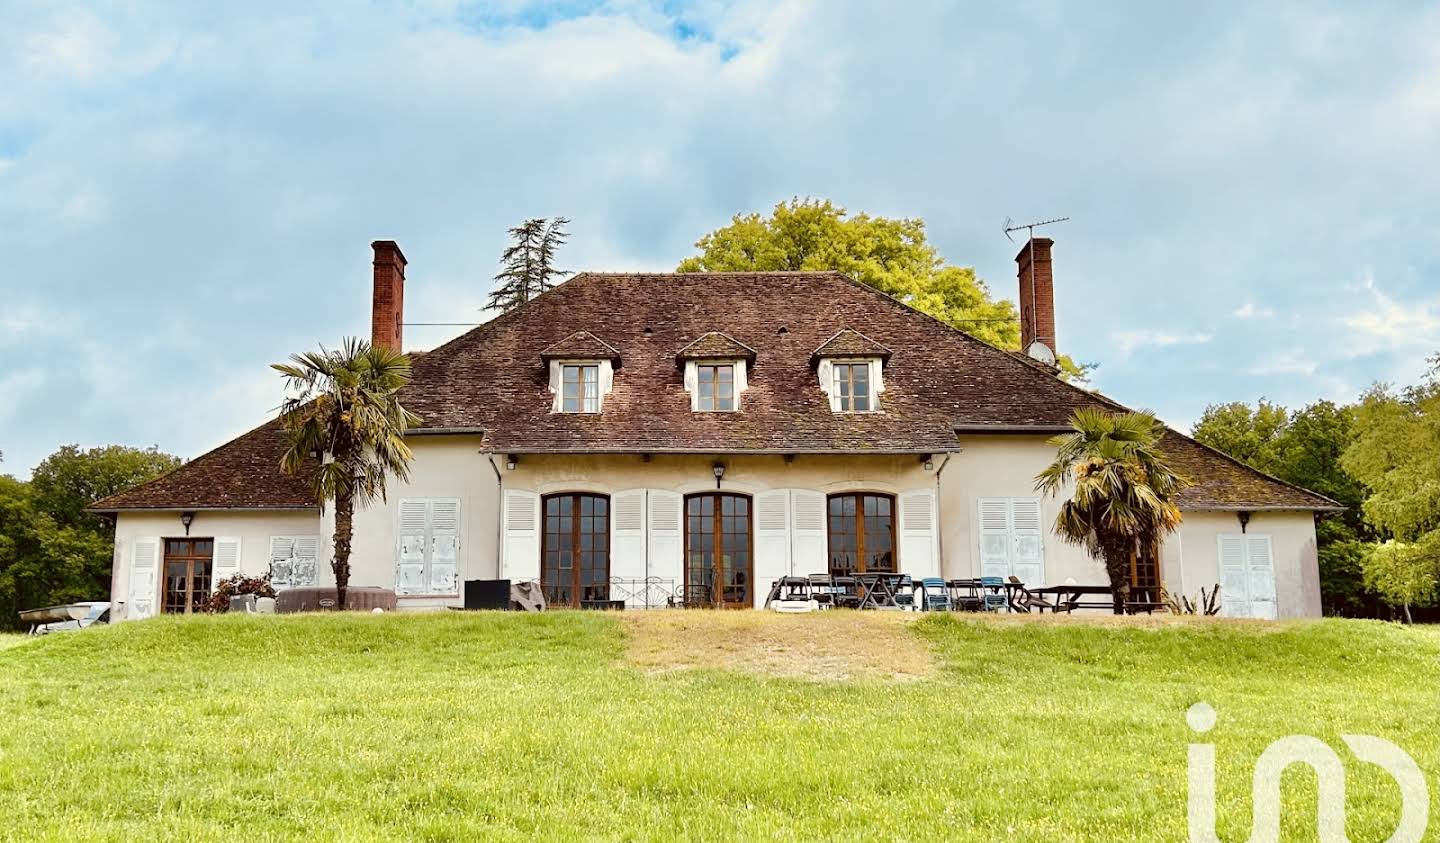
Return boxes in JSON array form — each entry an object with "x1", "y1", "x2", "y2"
[{"x1": 1002, "y1": 215, "x2": 1069, "y2": 367}]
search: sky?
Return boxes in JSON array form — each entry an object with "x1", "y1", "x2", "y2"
[{"x1": 2, "y1": 0, "x2": 1439, "y2": 478}]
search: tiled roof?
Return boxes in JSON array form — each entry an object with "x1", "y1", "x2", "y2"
[
  {"x1": 539, "y1": 331, "x2": 621, "y2": 361},
  {"x1": 90, "y1": 419, "x2": 318, "y2": 511},
  {"x1": 677, "y1": 331, "x2": 758, "y2": 361},
  {"x1": 812, "y1": 328, "x2": 892, "y2": 360},
  {"x1": 94, "y1": 270, "x2": 1339, "y2": 511}
]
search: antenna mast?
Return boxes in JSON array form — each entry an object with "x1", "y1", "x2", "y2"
[{"x1": 1002, "y1": 215, "x2": 1069, "y2": 357}]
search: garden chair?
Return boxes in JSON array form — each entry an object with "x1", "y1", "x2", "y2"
[
  {"x1": 1006, "y1": 576, "x2": 1058, "y2": 613},
  {"x1": 948, "y1": 579, "x2": 983, "y2": 612},
  {"x1": 915, "y1": 577, "x2": 952, "y2": 612},
  {"x1": 808, "y1": 573, "x2": 837, "y2": 609},
  {"x1": 830, "y1": 575, "x2": 861, "y2": 609},
  {"x1": 979, "y1": 576, "x2": 1008, "y2": 612},
  {"x1": 892, "y1": 575, "x2": 915, "y2": 610}
]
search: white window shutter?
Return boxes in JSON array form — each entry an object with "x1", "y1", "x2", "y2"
[
  {"x1": 1218, "y1": 534, "x2": 1248, "y2": 618},
  {"x1": 292, "y1": 535, "x2": 320, "y2": 587},
  {"x1": 269, "y1": 536, "x2": 296, "y2": 588},
  {"x1": 1009, "y1": 498, "x2": 1045, "y2": 587},
  {"x1": 899, "y1": 489, "x2": 939, "y2": 580},
  {"x1": 128, "y1": 537, "x2": 160, "y2": 620},
  {"x1": 754, "y1": 490, "x2": 791, "y2": 607},
  {"x1": 978, "y1": 498, "x2": 1012, "y2": 580},
  {"x1": 647, "y1": 490, "x2": 683, "y2": 587},
  {"x1": 611, "y1": 490, "x2": 647, "y2": 595},
  {"x1": 503, "y1": 490, "x2": 541, "y2": 583},
  {"x1": 397, "y1": 499, "x2": 429, "y2": 595},
  {"x1": 791, "y1": 490, "x2": 827, "y2": 575},
  {"x1": 429, "y1": 499, "x2": 461, "y2": 595},
  {"x1": 1246, "y1": 534, "x2": 1277, "y2": 619},
  {"x1": 214, "y1": 537, "x2": 242, "y2": 584}
]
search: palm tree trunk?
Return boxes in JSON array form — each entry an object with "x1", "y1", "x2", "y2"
[{"x1": 333, "y1": 483, "x2": 353, "y2": 611}]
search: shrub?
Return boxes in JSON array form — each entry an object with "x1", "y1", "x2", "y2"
[{"x1": 206, "y1": 574, "x2": 277, "y2": 613}]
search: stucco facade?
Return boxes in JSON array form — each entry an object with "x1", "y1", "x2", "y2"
[{"x1": 111, "y1": 433, "x2": 1322, "y2": 618}]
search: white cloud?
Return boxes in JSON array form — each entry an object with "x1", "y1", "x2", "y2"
[
  {"x1": 1233, "y1": 302, "x2": 1274, "y2": 319},
  {"x1": 1339, "y1": 272, "x2": 1440, "y2": 358},
  {"x1": 1112, "y1": 330, "x2": 1213, "y2": 357}
]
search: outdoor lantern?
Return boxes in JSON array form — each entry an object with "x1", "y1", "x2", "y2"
[
  {"x1": 506, "y1": 455, "x2": 518, "y2": 471},
  {"x1": 179, "y1": 511, "x2": 195, "y2": 536},
  {"x1": 712, "y1": 462, "x2": 726, "y2": 488}
]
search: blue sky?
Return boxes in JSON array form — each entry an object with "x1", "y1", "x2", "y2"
[{"x1": 2, "y1": 1, "x2": 1438, "y2": 477}]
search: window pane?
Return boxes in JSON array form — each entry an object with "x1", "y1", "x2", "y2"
[
  {"x1": 716, "y1": 394, "x2": 733, "y2": 411},
  {"x1": 699, "y1": 366, "x2": 713, "y2": 384},
  {"x1": 564, "y1": 366, "x2": 579, "y2": 382},
  {"x1": 854, "y1": 392, "x2": 870, "y2": 412},
  {"x1": 717, "y1": 365, "x2": 733, "y2": 383}
]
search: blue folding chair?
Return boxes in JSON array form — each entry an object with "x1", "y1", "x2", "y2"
[
  {"x1": 892, "y1": 575, "x2": 915, "y2": 610},
  {"x1": 916, "y1": 577, "x2": 952, "y2": 611},
  {"x1": 979, "y1": 576, "x2": 1009, "y2": 612}
]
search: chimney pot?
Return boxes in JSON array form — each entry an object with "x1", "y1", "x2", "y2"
[
  {"x1": 1015, "y1": 236, "x2": 1056, "y2": 359},
  {"x1": 371, "y1": 240, "x2": 406, "y2": 352}
]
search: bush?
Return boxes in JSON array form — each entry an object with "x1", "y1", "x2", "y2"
[{"x1": 206, "y1": 574, "x2": 277, "y2": 613}]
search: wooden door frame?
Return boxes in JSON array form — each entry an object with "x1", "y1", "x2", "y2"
[
  {"x1": 539, "y1": 492, "x2": 611, "y2": 608},
  {"x1": 161, "y1": 537, "x2": 214, "y2": 615},
  {"x1": 683, "y1": 492, "x2": 754, "y2": 608},
  {"x1": 825, "y1": 492, "x2": 898, "y2": 575}
]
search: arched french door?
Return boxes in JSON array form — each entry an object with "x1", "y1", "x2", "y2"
[
  {"x1": 684, "y1": 493, "x2": 753, "y2": 608},
  {"x1": 827, "y1": 493, "x2": 896, "y2": 576},
  {"x1": 541, "y1": 493, "x2": 610, "y2": 608}
]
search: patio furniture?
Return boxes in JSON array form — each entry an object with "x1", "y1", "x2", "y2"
[
  {"x1": 915, "y1": 577, "x2": 952, "y2": 612},
  {"x1": 978, "y1": 577, "x2": 1009, "y2": 612},
  {"x1": 893, "y1": 575, "x2": 915, "y2": 610},
  {"x1": 1006, "y1": 576, "x2": 1058, "y2": 613},
  {"x1": 946, "y1": 578, "x2": 983, "y2": 612},
  {"x1": 1030, "y1": 584, "x2": 1114, "y2": 613},
  {"x1": 855, "y1": 572, "x2": 909, "y2": 609},
  {"x1": 765, "y1": 576, "x2": 816, "y2": 611},
  {"x1": 808, "y1": 574, "x2": 839, "y2": 608},
  {"x1": 830, "y1": 575, "x2": 862, "y2": 609},
  {"x1": 1124, "y1": 587, "x2": 1163, "y2": 615}
]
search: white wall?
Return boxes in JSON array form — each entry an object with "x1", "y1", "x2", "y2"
[
  {"x1": 1167, "y1": 510, "x2": 1321, "y2": 618},
  {"x1": 110, "y1": 509, "x2": 321, "y2": 619}
]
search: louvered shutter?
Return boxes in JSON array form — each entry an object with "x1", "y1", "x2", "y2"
[
  {"x1": 899, "y1": 489, "x2": 939, "y2": 580},
  {"x1": 791, "y1": 490, "x2": 827, "y2": 575},
  {"x1": 503, "y1": 490, "x2": 541, "y2": 582},
  {"x1": 978, "y1": 498, "x2": 1012, "y2": 579},
  {"x1": 128, "y1": 537, "x2": 160, "y2": 620},
  {"x1": 269, "y1": 536, "x2": 296, "y2": 588},
  {"x1": 1246, "y1": 534, "x2": 1277, "y2": 619},
  {"x1": 647, "y1": 490, "x2": 683, "y2": 588},
  {"x1": 1218, "y1": 534, "x2": 1248, "y2": 618},
  {"x1": 213, "y1": 537, "x2": 241, "y2": 585},
  {"x1": 429, "y1": 499, "x2": 461, "y2": 594},
  {"x1": 1009, "y1": 498, "x2": 1045, "y2": 587},
  {"x1": 754, "y1": 490, "x2": 791, "y2": 607},
  {"x1": 397, "y1": 499, "x2": 429, "y2": 595},
  {"x1": 610, "y1": 490, "x2": 647, "y2": 599},
  {"x1": 292, "y1": 535, "x2": 319, "y2": 587}
]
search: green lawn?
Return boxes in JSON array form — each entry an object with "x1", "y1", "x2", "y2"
[
  {"x1": 0, "y1": 634, "x2": 29, "y2": 652},
  {"x1": 0, "y1": 613, "x2": 1435, "y2": 841}
]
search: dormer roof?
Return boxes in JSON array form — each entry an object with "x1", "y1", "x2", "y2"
[
  {"x1": 812, "y1": 328, "x2": 892, "y2": 361},
  {"x1": 676, "y1": 331, "x2": 758, "y2": 362},
  {"x1": 539, "y1": 331, "x2": 621, "y2": 362}
]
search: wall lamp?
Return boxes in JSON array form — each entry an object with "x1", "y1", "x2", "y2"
[
  {"x1": 506, "y1": 455, "x2": 518, "y2": 471},
  {"x1": 712, "y1": 462, "x2": 726, "y2": 489},
  {"x1": 180, "y1": 511, "x2": 195, "y2": 536}
]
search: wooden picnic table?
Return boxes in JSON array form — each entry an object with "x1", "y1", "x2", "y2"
[{"x1": 1028, "y1": 584, "x2": 1114, "y2": 613}]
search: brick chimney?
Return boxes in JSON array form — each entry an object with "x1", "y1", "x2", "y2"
[
  {"x1": 1015, "y1": 236, "x2": 1056, "y2": 357},
  {"x1": 371, "y1": 240, "x2": 406, "y2": 352}
]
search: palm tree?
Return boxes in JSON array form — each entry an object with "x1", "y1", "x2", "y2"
[
  {"x1": 1035, "y1": 408, "x2": 1191, "y2": 614},
  {"x1": 274, "y1": 338, "x2": 420, "y2": 609}
]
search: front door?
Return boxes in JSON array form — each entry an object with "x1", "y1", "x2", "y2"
[
  {"x1": 541, "y1": 493, "x2": 610, "y2": 607},
  {"x1": 685, "y1": 493, "x2": 752, "y2": 608},
  {"x1": 162, "y1": 538, "x2": 214, "y2": 614}
]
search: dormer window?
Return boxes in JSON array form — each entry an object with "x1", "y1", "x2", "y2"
[
  {"x1": 696, "y1": 364, "x2": 735, "y2": 411},
  {"x1": 832, "y1": 362, "x2": 872, "y2": 412},
  {"x1": 561, "y1": 364, "x2": 600, "y2": 413},
  {"x1": 677, "y1": 332, "x2": 756, "y2": 413},
  {"x1": 813, "y1": 328, "x2": 892, "y2": 414},
  {"x1": 541, "y1": 332, "x2": 621, "y2": 415}
]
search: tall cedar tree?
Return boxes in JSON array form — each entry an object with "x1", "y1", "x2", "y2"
[{"x1": 488, "y1": 217, "x2": 571, "y2": 313}]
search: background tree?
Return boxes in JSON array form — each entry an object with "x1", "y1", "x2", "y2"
[
  {"x1": 678, "y1": 198, "x2": 1090, "y2": 381},
  {"x1": 1035, "y1": 408, "x2": 1191, "y2": 613},
  {"x1": 1190, "y1": 399, "x2": 1289, "y2": 474},
  {"x1": 1361, "y1": 540, "x2": 1438, "y2": 623},
  {"x1": 488, "y1": 216, "x2": 571, "y2": 313},
  {"x1": 0, "y1": 445, "x2": 180, "y2": 630},
  {"x1": 275, "y1": 338, "x2": 420, "y2": 609},
  {"x1": 1341, "y1": 380, "x2": 1440, "y2": 544}
]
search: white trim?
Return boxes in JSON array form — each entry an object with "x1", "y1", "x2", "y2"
[
  {"x1": 684, "y1": 359, "x2": 748, "y2": 412},
  {"x1": 548, "y1": 359, "x2": 614, "y2": 413},
  {"x1": 818, "y1": 357, "x2": 884, "y2": 413}
]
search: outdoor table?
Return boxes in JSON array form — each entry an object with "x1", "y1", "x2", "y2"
[
  {"x1": 1029, "y1": 584, "x2": 1114, "y2": 613},
  {"x1": 854, "y1": 572, "x2": 908, "y2": 609}
]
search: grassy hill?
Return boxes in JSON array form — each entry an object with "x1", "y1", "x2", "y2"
[{"x1": 0, "y1": 613, "x2": 1435, "y2": 841}]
